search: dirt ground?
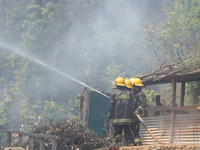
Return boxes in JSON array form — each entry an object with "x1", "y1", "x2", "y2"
[{"x1": 96, "y1": 144, "x2": 200, "y2": 150}]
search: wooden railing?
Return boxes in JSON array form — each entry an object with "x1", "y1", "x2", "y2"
[{"x1": 0, "y1": 129, "x2": 56, "y2": 150}]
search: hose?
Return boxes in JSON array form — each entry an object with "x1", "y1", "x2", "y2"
[{"x1": 136, "y1": 114, "x2": 166, "y2": 144}]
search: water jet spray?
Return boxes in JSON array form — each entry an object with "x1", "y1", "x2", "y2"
[
  {"x1": 0, "y1": 43, "x2": 110, "y2": 99},
  {"x1": 0, "y1": 43, "x2": 167, "y2": 144}
]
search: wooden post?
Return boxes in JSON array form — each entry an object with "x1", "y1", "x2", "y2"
[
  {"x1": 78, "y1": 87, "x2": 86, "y2": 120},
  {"x1": 172, "y1": 79, "x2": 176, "y2": 107},
  {"x1": 169, "y1": 78, "x2": 176, "y2": 143},
  {"x1": 180, "y1": 82, "x2": 185, "y2": 107},
  {"x1": 29, "y1": 136, "x2": 34, "y2": 150},
  {"x1": 156, "y1": 95, "x2": 161, "y2": 106},
  {"x1": 6, "y1": 132, "x2": 11, "y2": 147},
  {"x1": 80, "y1": 97, "x2": 85, "y2": 111},
  {"x1": 40, "y1": 138, "x2": 45, "y2": 150},
  {"x1": 154, "y1": 95, "x2": 161, "y2": 116},
  {"x1": 0, "y1": 129, "x2": 57, "y2": 150},
  {"x1": 18, "y1": 134, "x2": 23, "y2": 147},
  {"x1": 86, "y1": 91, "x2": 91, "y2": 123},
  {"x1": 84, "y1": 71, "x2": 89, "y2": 124},
  {"x1": 79, "y1": 96, "x2": 85, "y2": 119},
  {"x1": 83, "y1": 88, "x2": 89, "y2": 125},
  {"x1": 52, "y1": 137, "x2": 56, "y2": 150}
]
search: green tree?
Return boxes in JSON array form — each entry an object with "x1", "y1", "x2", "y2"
[
  {"x1": 21, "y1": 3, "x2": 66, "y2": 59},
  {"x1": 0, "y1": 2, "x2": 77, "y2": 130},
  {"x1": 1, "y1": 5, "x2": 26, "y2": 44},
  {"x1": 0, "y1": 105, "x2": 8, "y2": 141},
  {"x1": 144, "y1": 0, "x2": 200, "y2": 106},
  {"x1": 143, "y1": 89, "x2": 158, "y2": 107},
  {"x1": 40, "y1": 100, "x2": 67, "y2": 122}
]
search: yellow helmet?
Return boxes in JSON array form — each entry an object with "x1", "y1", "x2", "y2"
[
  {"x1": 125, "y1": 79, "x2": 133, "y2": 89},
  {"x1": 130, "y1": 78, "x2": 144, "y2": 87},
  {"x1": 115, "y1": 77, "x2": 126, "y2": 86}
]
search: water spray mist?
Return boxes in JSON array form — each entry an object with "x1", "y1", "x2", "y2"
[{"x1": 0, "y1": 43, "x2": 110, "y2": 99}]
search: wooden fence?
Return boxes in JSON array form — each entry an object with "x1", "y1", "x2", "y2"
[{"x1": 0, "y1": 129, "x2": 56, "y2": 150}]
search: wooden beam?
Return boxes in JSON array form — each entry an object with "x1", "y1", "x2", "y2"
[
  {"x1": 156, "y1": 95, "x2": 161, "y2": 106},
  {"x1": 146, "y1": 106, "x2": 200, "y2": 111},
  {"x1": 180, "y1": 82, "x2": 185, "y2": 107},
  {"x1": 79, "y1": 97, "x2": 85, "y2": 111},
  {"x1": 18, "y1": 134, "x2": 23, "y2": 147},
  {"x1": 172, "y1": 78, "x2": 176, "y2": 107},
  {"x1": 86, "y1": 91, "x2": 91, "y2": 123},
  {"x1": 52, "y1": 137, "x2": 56, "y2": 150},
  {"x1": 6, "y1": 132, "x2": 11, "y2": 147},
  {"x1": 83, "y1": 88, "x2": 89, "y2": 125},
  {"x1": 29, "y1": 136, "x2": 34, "y2": 150},
  {"x1": 169, "y1": 78, "x2": 176, "y2": 143},
  {"x1": 78, "y1": 96, "x2": 85, "y2": 120},
  {"x1": 154, "y1": 95, "x2": 161, "y2": 116},
  {"x1": 0, "y1": 129, "x2": 56, "y2": 138},
  {"x1": 40, "y1": 138, "x2": 45, "y2": 150},
  {"x1": 77, "y1": 87, "x2": 86, "y2": 120},
  {"x1": 80, "y1": 87, "x2": 86, "y2": 97}
]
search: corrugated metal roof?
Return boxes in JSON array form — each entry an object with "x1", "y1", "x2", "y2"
[{"x1": 140, "y1": 113, "x2": 200, "y2": 145}]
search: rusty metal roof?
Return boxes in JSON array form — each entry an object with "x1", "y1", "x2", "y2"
[{"x1": 140, "y1": 113, "x2": 200, "y2": 145}]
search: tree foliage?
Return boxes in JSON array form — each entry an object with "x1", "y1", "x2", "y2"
[
  {"x1": 144, "y1": 0, "x2": 200, "y2": 106},
  {"x1": 1, "y1": 0, "x2": 200, "y2": 133}
]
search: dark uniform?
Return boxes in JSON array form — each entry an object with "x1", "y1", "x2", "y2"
[
  {"x1": 108, "y1": 86, "x2": 135, "y2": 145},
  {"x1": 132, "y1": 89, "x2": 146, "y2": 145}
]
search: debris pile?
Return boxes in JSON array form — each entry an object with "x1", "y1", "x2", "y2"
[{"x1": 28, "y1": 119, "x2": 110, "y2": 150}]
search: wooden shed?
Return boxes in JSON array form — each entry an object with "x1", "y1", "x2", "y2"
[{"x1": 137, "y1": 65, "x2": 200, "y2": 144}]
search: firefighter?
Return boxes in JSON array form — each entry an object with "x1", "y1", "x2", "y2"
[
  {"x1": 130, "y1": 78, "x2": 146, "y2": 146},
  {"x1": 125, "y1": 79, "x2": 133, "y2": 91},
  {"x1": 108, "y1": 77, "x2": 135, "y2": 146},
  {"x1": 124, "y1": 79, "x2": 136, "y2": 145}
]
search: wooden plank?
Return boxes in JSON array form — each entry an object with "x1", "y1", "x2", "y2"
[
  {"x1": 172, "y1": 78, "x2": 176, "y2": 107},
  {"x1": 77, "y1": 87, "x2": 86, "y2": 119},
  {"x1": 156, "y1": 95, "x2": 161, "y2": 106},
  {"x1": 180, "y1": 82, "x2": 185, "y2": 107},
  {"x1": 52, "y1": 137, "x2": 56, "y2": 150},
  {"x1": 154, "y1": 95, "x2": 161, "y2": 116},
  {"x1": 40, "y1": 138, "x2": 45, "y2": 150},
  {"x1": 145, "y1": 106, "x2": 199, "y2": 111},
  {"x1": 6, "y1": 132, "x2": 11, "y2": 147},
  {"x1": 169, "y1": 78, "x2": 176, "y2": 143},
  {"x1": 4, "y1": 148, "x2": 25, "y2": 150},
  {"x1": 83, "y1": 88, "x2": 90, "y2": 125},
  {"x1": 83, "y1": 88, "x2": 88, "y2": 125},
  {"x1": 0, "y1": 129, "x2": 56, "y2": 138},
  {"x1": 86, "y1": 91, "x2": 90, "y2": 123},
  {"x1": 78, "y1": 96, "x2": 85, "y2": 120},
  {"x1": 29, "y1": 136, "x2": 34, "y2": 150},
  {"x1": 80, "y1": 97, "x2": 85, "y2": 111},
  {"x1": 18, "y1": 134, "x2": 23, "y2": 147},
  {"x1": 80, "y1": 86, "x2": 86, "y2": 97}
]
